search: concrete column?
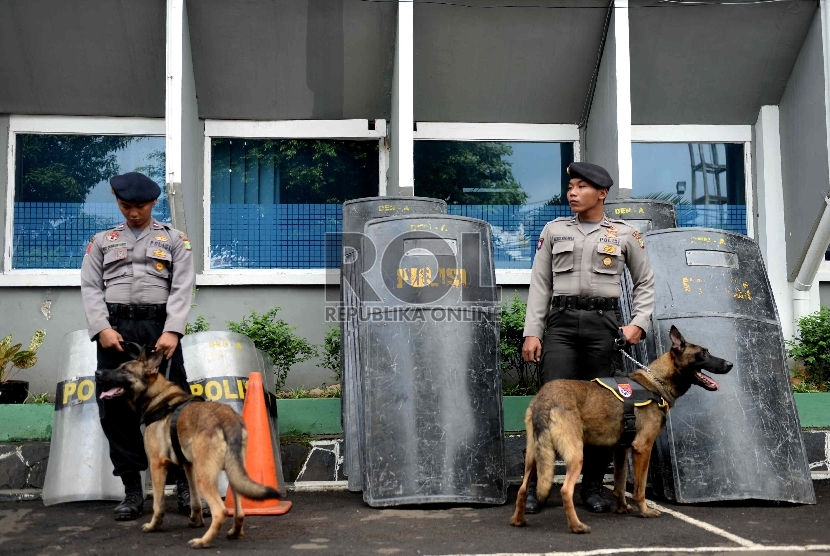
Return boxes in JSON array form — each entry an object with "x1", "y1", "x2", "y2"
[
  {"x1": 583, "y1": 0, "x2": 632, "y2": 198},
  {"x1": 387, "y1": 1, "x2": 414, "y2": 196},
  {"x1": 166, "y1": 0, "x2": 205, "y2": 272},
  {"x1": 754, "y1": 106, "x2": 794, "y2": 339},
  {"x1": 0, "y1": 115, "x2": 8, "y2": 273}
]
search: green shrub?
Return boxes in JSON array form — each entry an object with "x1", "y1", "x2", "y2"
[
  {"x1": 500, "y1": 294, "x2": 541, "y2": 396},
  {"x1": 0, "y1": 330, "x2": 46, "y2": 383},
  {"x1": 185, "y1": 315, "x2": 211, "y2": 335},
  {"x1": 786, "y1": 306, "x2": 830, "y2": 392},
  {"x1": 320, "y1": 325, "x2": 341, "y2": 383},
  {"x1": 227, "y1": 307, "x2": 317, "y2": 391}
]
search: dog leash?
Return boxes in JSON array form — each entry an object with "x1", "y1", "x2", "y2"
[{"x1": 614, "y1": 329, "x2": 671, "y2": 394}]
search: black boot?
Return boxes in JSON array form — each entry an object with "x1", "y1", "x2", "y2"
[
  {"x1": 114, "y1": 473, "x2": 144, "y2": 521},
  {"x1": 176, "y1": 469, "x2": 192, "y2": 515},
  {"x1": 580, "y1": 446, "x2": 611, "y2": 513},
  {"x1": 525, "y1": 481, "x2": 543, "y2": 514}
]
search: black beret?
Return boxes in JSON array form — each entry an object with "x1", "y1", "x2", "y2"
[
  {"x1": 567, "y1": 162, "x2": 613, "y2": 189},
  {"x1": 110, "y1": 172, "x2": 161, "y2": 203}
]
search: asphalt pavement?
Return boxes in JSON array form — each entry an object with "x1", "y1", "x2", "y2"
[{"x1": 2, "y1": 482, "x2": 830, "y2": 556}]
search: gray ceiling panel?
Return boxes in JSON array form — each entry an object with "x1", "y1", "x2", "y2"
[
  {"x1": 0, "y1": 0, "x2": 166, "y2": 117},
  {"x1": 187, "y1": 0, "x2": 396, "y2": 121},
  {"x1": 629, "y1": 0, "x2": 817, "y2": 125},
  {"x1": 415, "y1": 0, "x2": 610, "y2": 124}
]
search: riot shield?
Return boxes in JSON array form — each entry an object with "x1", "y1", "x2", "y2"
[
  {"x1": 340, "y1": 197, "x2": 447, "y2": 492},
  {"x1": 42, "y1": 330, "x2": 135, "y2": 505},
  {"x1": 603, "y1": 199, "x2": 678, "y2": 374},
  {"x1": 358, "y1": 214, "x2": 505, "y2": 507},
  {"x1": 182, "y1": 331, "x2": 287, "y2": 496},
  {"x1": 644, "y1": 228, "x2": 814, "y2": 504}
]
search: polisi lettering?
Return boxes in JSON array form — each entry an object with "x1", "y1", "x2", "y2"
[
  {"x1": 189, "y1": 377, "x2": 248, "y2": 402},
  {"x1": 55, "y1": 377, "x2": 97, "y2": 409}
]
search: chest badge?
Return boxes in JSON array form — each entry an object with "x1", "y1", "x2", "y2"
[
  {"x1": 154, "y1": 249, "x2": 167, "y2": 258},
  {"x1": 155, "y1": 235, "x2": 169, "y2": 242},
  {"x1": 155, "y1": 261, "x2": 165, "y2": 271},
  {"x1": 114, "y1": 249, "x2": 127, "y2": 261},
  {"x1": 618, "y1": 383, "x2": 633, "y2": 398},
  {"x1": 603, "y1": 257, "x2": 612, "y2": 267},
  {"x1": 603, "y1": 244, "x2": 616, "y2": 254},
  {"x1": 605, "y1": 232, "x2": 617, "y2": 239},
  {"x1": 106, "y1": 232, "x2": 119, "y2": 242}
]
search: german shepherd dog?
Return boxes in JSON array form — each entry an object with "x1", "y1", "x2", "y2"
[
  {"x1": 95, "y1": 348, "x2": 282, "y2": 549},
  {"x1": 509, "y1": 326, "x2": 732, "y2": 534}
]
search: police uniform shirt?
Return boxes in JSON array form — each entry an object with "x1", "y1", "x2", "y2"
[
  {"x1": 523, "y1": 215, "x2": 655, "y2": 339},
  {"x1": 80, "y1": 219, "x2": 195, "y2": 340}
]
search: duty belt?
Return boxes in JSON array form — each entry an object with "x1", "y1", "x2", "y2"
[
  {"x1": 107, "y1": 303, "x2": 166, "y2": 321},
  {"x1": 551, "y1": 296, "x2": 619, "y2": 311}
]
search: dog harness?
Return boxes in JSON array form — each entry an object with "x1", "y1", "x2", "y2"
[
  {"x1": 591, "y1": 375, "x2": 669, "y2": 446},
  {"x1": 144, "y1": 396, "x2": 205, "y2": 464}
]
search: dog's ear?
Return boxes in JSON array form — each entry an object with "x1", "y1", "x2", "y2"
[
  {"x1": 669, "y1": 325, "x2": 686, "y2": 352},
  {"x1": 145, "y1": 349, "x2": 165, "y2": 374}
]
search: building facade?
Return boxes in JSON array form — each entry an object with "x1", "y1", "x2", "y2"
[{"x1": 1, "y1": 0, "x2": 829, "y2": 394}]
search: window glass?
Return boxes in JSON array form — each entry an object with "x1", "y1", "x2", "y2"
[
  {"x1": 632, "y1": 143, "x2": 747, "y2": 234},
  {"x1": 209, "y1": 138, "x2": 378, "y2": 269},
  {"x1": 414, "y1": 141, "x2": 575, "y2": 269},
  {"x1": 12, "y1": 134, "x2": 167, "y2": 269}
]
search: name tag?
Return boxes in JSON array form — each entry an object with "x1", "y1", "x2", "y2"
[{"x1": 552, "y1": 236, "x2": 575, "y2": 242}]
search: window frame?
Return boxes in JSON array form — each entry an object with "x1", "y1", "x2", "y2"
[
  {"x1": 2, "y1": 115, "x2": 166, "y2": 286},
  {"x1": 630, "y1": 124, "x2": 755, "y2": 240},
  {"x1": 413, "y1": 122, "x2": 581, "y2": 285},
  {"x1": 199, "y1": 119, "x2": 388, "y2": 285}
]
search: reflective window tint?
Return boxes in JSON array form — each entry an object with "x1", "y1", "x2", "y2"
[
  {"x1": 209, "y1": 138, "x2": 378, "y2": 269},
  {"x1": 632, "y1": 143, "x2": 747, "y2": 234},
  {"x1": 12, "y1": 135, "x2": 167, "y2": 269},
  {"x1": 414, "y1": 141, "x2": 575, "y2": 269}
]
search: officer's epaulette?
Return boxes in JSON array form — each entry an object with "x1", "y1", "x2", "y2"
[
  {"x1": 112, "y1": 222, "x2": 126, "y2": 231},
  {"x1": 607, "y1": 217, "x2": 635, "y2": 229},
  {"x1": 151, "y1": 220, "x2": 166, "y2": 230},
  {"x1": 552, "y1": 216, "x2": 572, "y2": 222}
]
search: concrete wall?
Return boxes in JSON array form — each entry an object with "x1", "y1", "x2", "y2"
[
  {"x1": 629, "y1": 0, "x2": 815, "y2": 124},
  {"x1": 180, "y1": 2, "x2": 205, "y2": 273},
  {"x1": 779, "y1": 9, "x2": 830, "y2": 280},
  {"x1": 0, "y1": 0, "x2": 166, "y2": 117},
  {"x1": 583, "y1": 10, "x2": 622, "y2": 194},
  {"x1": 413, "y1": 0, "x2": 607, "y2": 123},
  {"x1": 186, "y1": 0, "x2": 396, "y2": 121},
  {"x1": 0, "y1": 115, "x2": 7, "y2": 270}
]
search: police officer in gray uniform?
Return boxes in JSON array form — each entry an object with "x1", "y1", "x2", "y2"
[
  {"x1": 81, "y1": 172, "x2": 195, "y2": 521},
  {"x1": 522, "y1": 162, "x2": 655, "y2": 514}
]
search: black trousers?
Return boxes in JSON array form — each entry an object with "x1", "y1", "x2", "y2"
[
  {"x1": 95, "y1": 318, "x2": 188, "y2": 477},
  {"x1": 541, "y1": 307, "x2": 622, "y2": 488}
]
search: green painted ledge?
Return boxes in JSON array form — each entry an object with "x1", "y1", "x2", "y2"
[
  {"x1": 0, "y1": 405, "x2": 53, "y2": 442},
  {"x1": 3, "y1": 394, "x2": 830, "y2": 441}
]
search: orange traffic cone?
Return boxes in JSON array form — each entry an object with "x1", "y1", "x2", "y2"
[{"x1": 225, "y1": 371, "x2": 292, "y2": 515}]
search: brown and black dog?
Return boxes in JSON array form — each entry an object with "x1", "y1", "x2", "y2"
[
  {"x1": 96, "y1": 348, "x2": 282, "y2": 549},
  {"x1": 509, "y1": 325, "x2": 732, "y2": 534}
]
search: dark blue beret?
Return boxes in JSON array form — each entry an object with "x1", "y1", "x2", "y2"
[
  {"x1": 110, "y1": 172, "x2": 161, "y2": 203},
  {"x1": 567, "y1": 162, "x2": 613, "y2": 189}
]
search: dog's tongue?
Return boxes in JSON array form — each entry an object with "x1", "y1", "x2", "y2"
[
  {"x1": 99, "y1": 387, "x2": 123, "y2": 399},
  {"x1": 696, "y1": 371, "x2": 720, "y2": 391}
]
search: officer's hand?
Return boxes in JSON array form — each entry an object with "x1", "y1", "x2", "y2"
[
  {"x1": 522, "y1": 336, "x2": 543, "y2": 363},
  {"x1": 621, "y1": 325, "x2": 644, "y2": 346},
  {"x1": 155, "y1": 332, "x2": 179, "y2": 360},
  {"x1": 98, "y1": 328, "x2": 124, "y2": 351}
]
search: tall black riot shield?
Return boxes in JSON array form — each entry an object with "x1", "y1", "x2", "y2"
[
  {"x1": 603, "y1": 199, "x2": 678, "y2": 374},
  {"x1": 644, "y1": 228, "x2": 814, "y2": 504},
  {"x1": 340, "y1": 197, "x2": 447, "y2": 492},
  {"x1": 358, "y1": 215, "x2": 505, "y2": 507}
]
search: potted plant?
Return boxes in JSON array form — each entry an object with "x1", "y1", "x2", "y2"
[{"x1": 0, "y1": 330, "x2": 45, "y2": 404}]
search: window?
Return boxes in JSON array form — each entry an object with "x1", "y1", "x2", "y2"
[
  {"x1": 413, "y1": 141, "x2": 575, "y2": 269},
  {"x1": 208, "y1": 138, "x2": 379, "y2": 269},
  {"x1": 11, "y1": 134, "x2": 166, "y2": 269},
  {"x1": 632, "y1": 142, "x2": 748, "y2": 235}
]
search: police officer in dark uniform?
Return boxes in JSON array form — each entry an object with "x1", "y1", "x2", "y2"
[
  {"x1": 522, "y1": 162, "x2": 655, "y2": 514},
  {"x1": 81, "y1": 172, "x2": 195, "y2": 520}
]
